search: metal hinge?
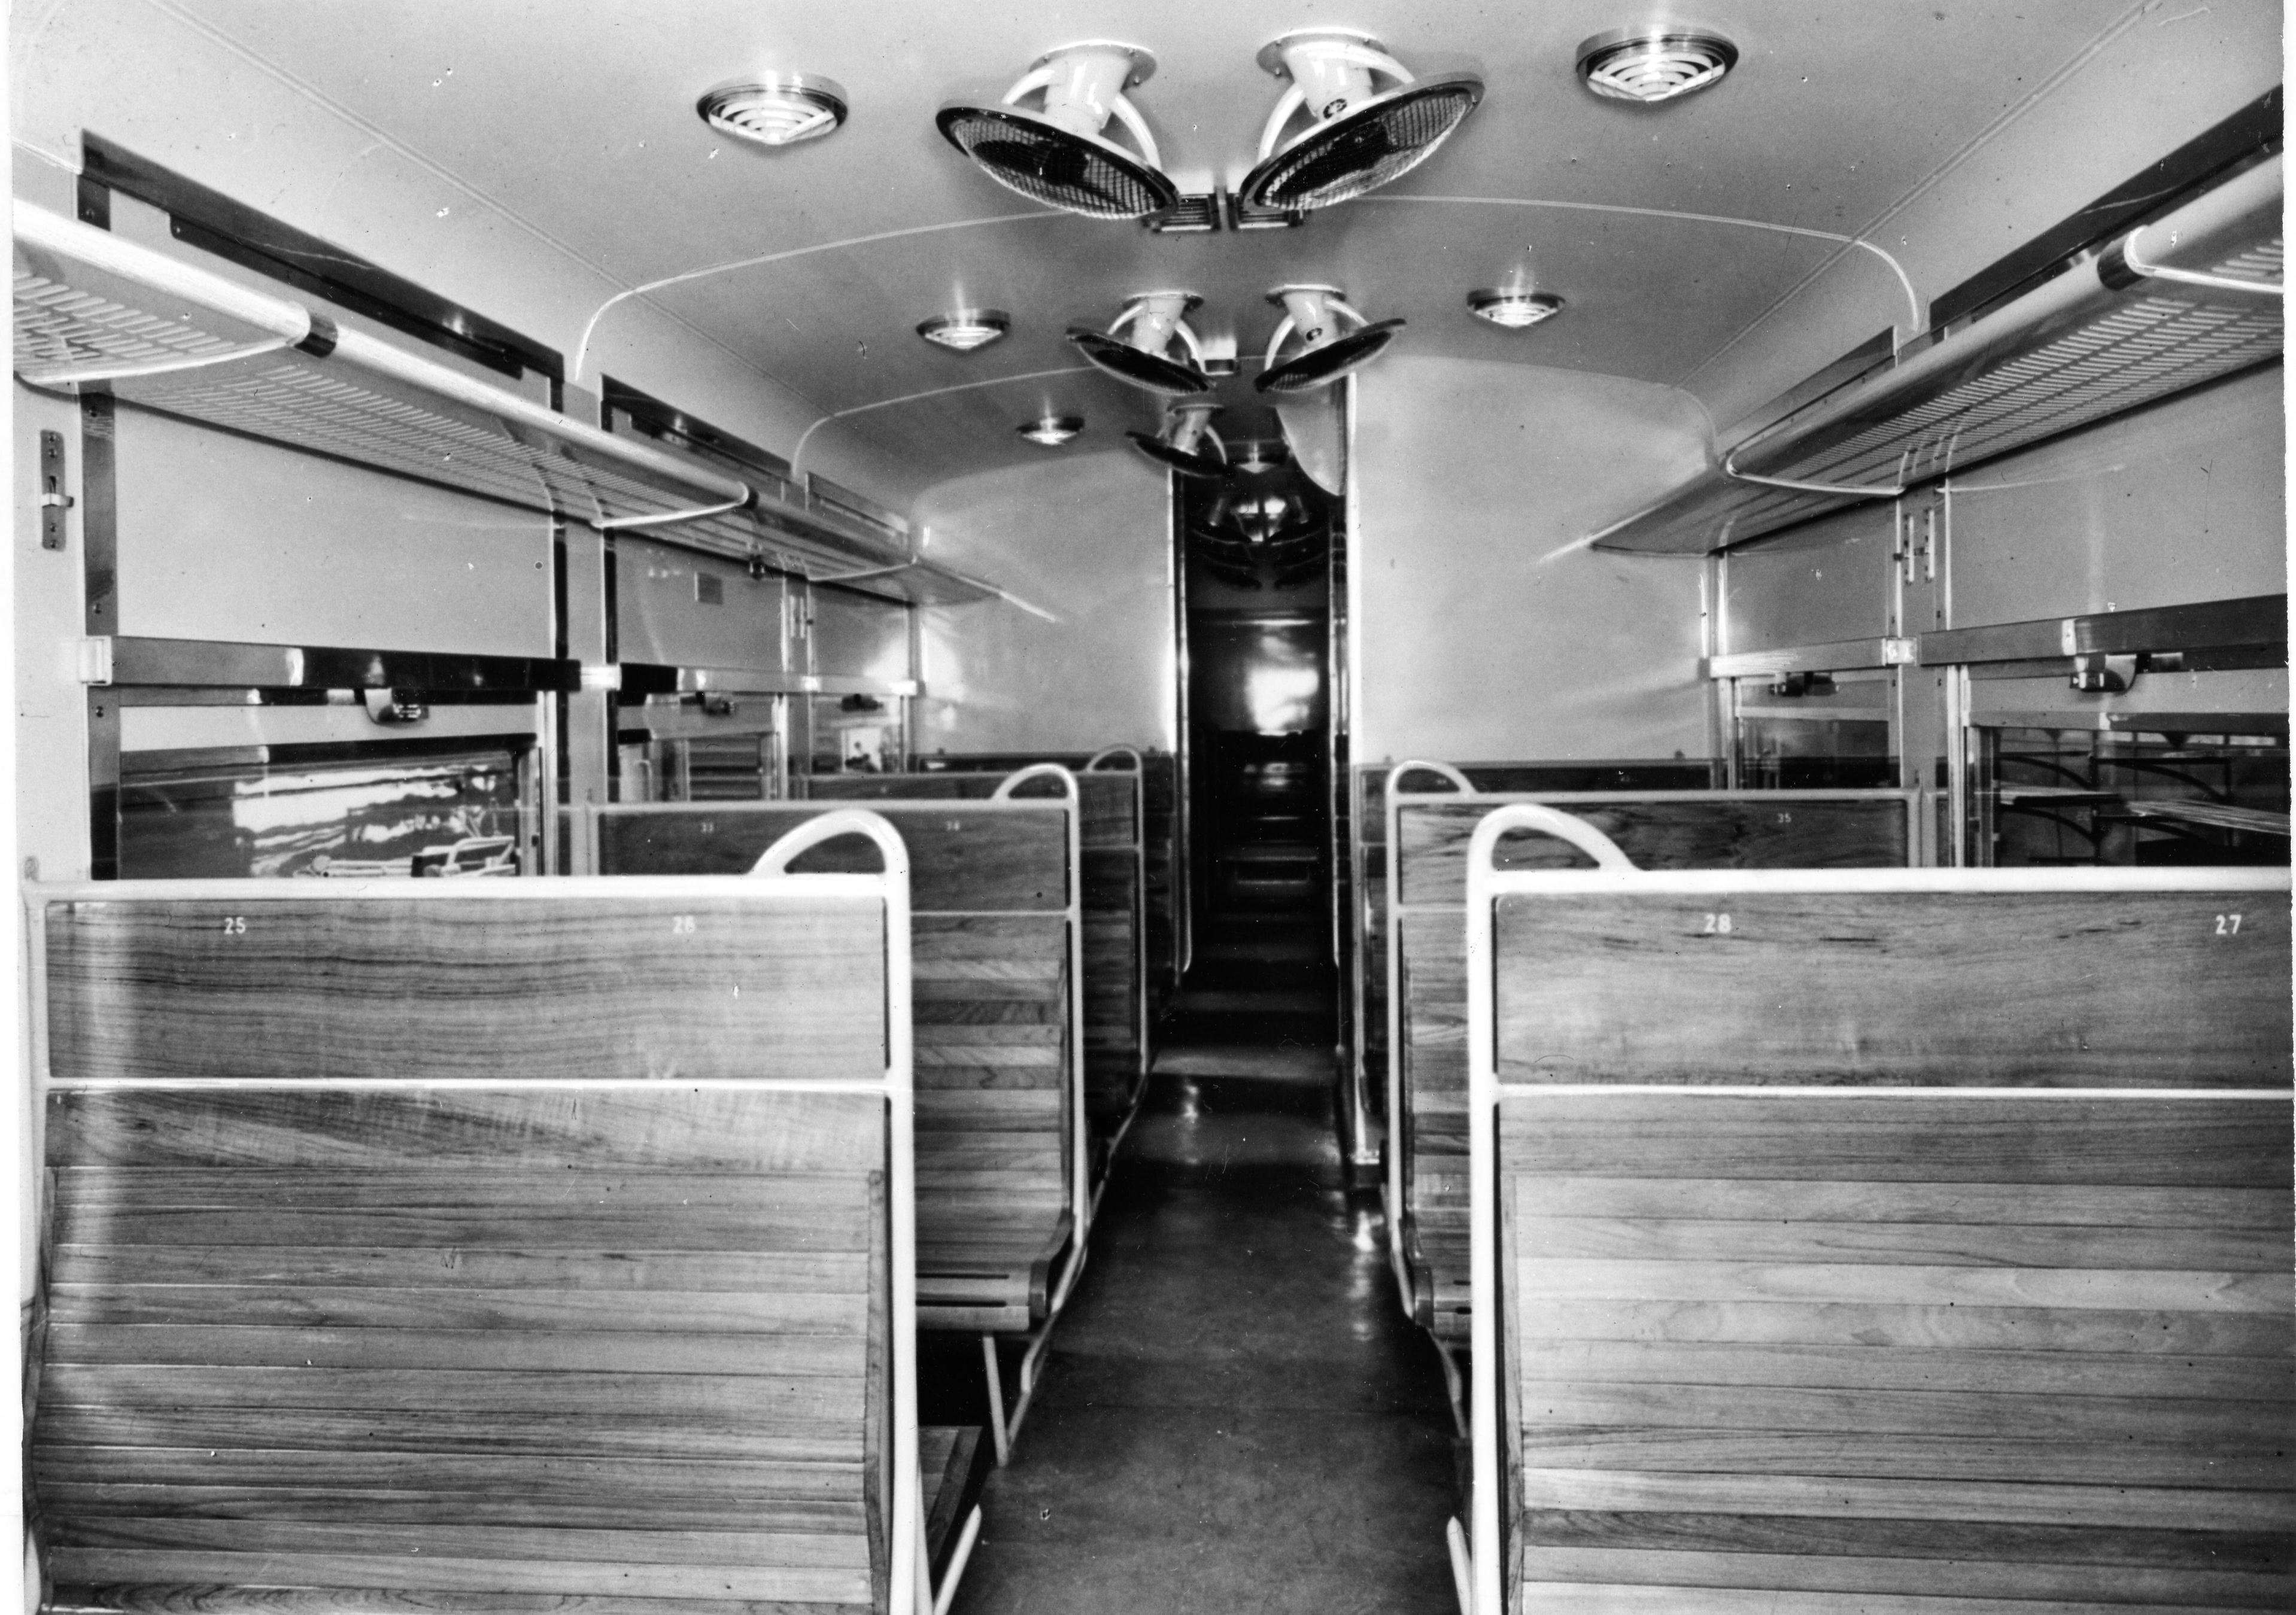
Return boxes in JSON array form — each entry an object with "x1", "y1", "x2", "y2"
[
  {"x1": 77, "y1": 635, "x2": 113, "y2": 686},
  {"x1": 38, "y1": 430, "x2": 73, "y2": 549}
]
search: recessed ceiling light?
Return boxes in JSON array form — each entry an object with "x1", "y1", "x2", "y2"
[
  {"x1": 1018, "y1": 413, "x2": 1084, "y2": 446},
  {"x1": 1575, "y1": 29, "x2": 1738, "y2": 104},
  {"x1": 917, "y1": 309, "x2": 1012, "y2": 351},
  {"x1": 698, "y1": 72, "x2": 851, "y2": 147},
  {"x1": 1468, "y1": 289, "x2": 1566, "y2": 329}
]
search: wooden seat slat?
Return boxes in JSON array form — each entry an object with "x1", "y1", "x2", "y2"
[
  {"x1": 50, "y1": 1284, "x2": 865, "y2": 1332},
  {"x1": 1515, "y1": 1544, "x2": 2289, "y2": 1608},
  {"x1": 44, "y1": 1324, "x2": 870, "y2": 1376},
  {"x1": 46, "y1": 1085, "x2": 885, "y2": 1172},
  {"x1": 44, "y1": 1477, "x2": 868, "y2": 1523},
  {"x1": 50, "y1": 1243, "x2": 867, "y2": 1294},
  {"x1": 40, "y1": 1404, "x2": 867, "y2": 1463},
  {"x1": 47, "y1": 1547, "x2": 873, "y2": 1604}
]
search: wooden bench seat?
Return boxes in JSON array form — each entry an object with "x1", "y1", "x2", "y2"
[
  {"x1": 588, "y1": 793, "x2": 1087, "y2": 1461},
  {"x1": 1346, "y1": 760, "x2": 1717, "y2": 1169},
  {"x1": 1385, "y1": 783, "x2": 1918, "y2": 1344},
  {"x1": 1453, "y1": 810, "x2": 2293, "y2": 1615},
  {"x1": 913, "y1": 746, "x2": 1179, "y2": 1017},
  {"x1": 30, "y1": 860, "x2": 956, "y2": 1612},
  {"x1": 812, "y1": 765, "x2": 1152, "y2": 1131}
]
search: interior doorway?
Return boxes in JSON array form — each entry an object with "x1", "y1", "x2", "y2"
[
  {"x1": 1180, "y1": 445, "x2": 1337, "y2": 933},
  {"x1": 1156, "y1": 432, "x2": 1344, "y2": 1093}
]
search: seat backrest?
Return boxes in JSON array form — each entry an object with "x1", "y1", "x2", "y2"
[
  {"x1": 1462, "y1": 838, "x2": 2293, "y2": 1615},
  {"x1": 32, "y1": 873, "x2": 919, "y2": 1613},
  {"x1": 590, "y1": 798, "x2": 1085, "y2": 1240},
  {"x1": 1387, "y1": 788, "x2": 1918, "y2": 1284},
  {"x1": 809, "y1": 765, "x2": 1149, "y2": 1117}
]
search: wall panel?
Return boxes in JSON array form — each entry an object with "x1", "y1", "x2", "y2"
[{"x1": 1352, "y1": 357, "x2": 1712, "y2": 765}]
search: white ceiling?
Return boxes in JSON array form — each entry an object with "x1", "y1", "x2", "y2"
[{"x1": 17, "y1": 0, "x2": 2283, "y2": 490}]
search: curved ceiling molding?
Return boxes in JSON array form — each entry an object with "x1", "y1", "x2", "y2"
[
  {"x1": 571, "y1": 209, "x2": 1072, "y2": 387},
  {"x1": 788, "y1": 364, "x2": 1099, "y2": 477},
  {"x1": 1358, "y1": 193, "x2": 1924, "y2": 343}
]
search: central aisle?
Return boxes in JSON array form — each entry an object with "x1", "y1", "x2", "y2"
[{"x1": 944, "y1": 914, "x2": 1460, "y2": 1613}]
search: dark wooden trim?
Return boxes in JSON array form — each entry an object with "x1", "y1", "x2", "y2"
[
  {"x1": 1929, "y1": 87, "x2": 2282, "y2": 333},
  {"x1": 81, "y1": 133, "x2": 561, "y2": 381}
]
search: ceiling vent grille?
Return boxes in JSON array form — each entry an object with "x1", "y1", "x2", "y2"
[
  {"x1": 697, "y1": 73, "x2": 850, "y2": 147},
  {"x1": 1587, "y1": 156, "x2": 2283, "y2": 554},
  {"x1": 1574, "y1": 30, "x2": 1737, "y2": 105}
]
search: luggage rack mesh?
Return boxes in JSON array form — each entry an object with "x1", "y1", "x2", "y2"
[
  {"x1": 13, "y1": 220, "x2": 997, "y2": 607},
  {"x1": 17, "y1": 260, "x2": 739, "y2": 531},
  {"x1": 1598, "y1": 224, "x2": 2282, "y2": 552}
]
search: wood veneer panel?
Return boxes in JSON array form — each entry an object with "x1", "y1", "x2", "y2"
[
  {"x1": 1392, "y1": 796, "x2": 1913, "y2": 1337},
  {"x1": 1399, "y1": 796, "x2": 1909, "y2": 904},
  {"x1": 599, "y1": 804, "x2": 1067, "y2": 911},
  {"x1": 47, "y1": 896, "x2": 885, "y2": 1085},
  {"x1": 1494, "y1": 889, "x2": 2292, "y2": 1087}
]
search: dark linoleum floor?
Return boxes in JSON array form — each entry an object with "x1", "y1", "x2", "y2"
[{"x1": 940, "y1": 912, "x2": 1459, "y2": 1613}]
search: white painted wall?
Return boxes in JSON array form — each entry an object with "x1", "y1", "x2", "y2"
[
  {"x1": 912, "y1": 452, "x2": 1173, "y2": 755},
  {"x1": 1350, "y1": 356, "x2": 1715, "y2": 765}
]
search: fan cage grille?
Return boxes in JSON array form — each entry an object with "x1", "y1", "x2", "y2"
[
  {"x1": 1244, "y1": 81, "x2": 1479, "y2": 211},
  {"x1": 939, "y1": 107, "x2": 1175, "y2": 220},
  {"x1": 1068, "y1": 329, "x2": 1210, "y2": 395},
  {"x1": 1258, "y1": 321, "x2": 1404, "y2": 393}
]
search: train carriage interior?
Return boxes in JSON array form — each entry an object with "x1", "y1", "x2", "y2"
[{"x1": 6, "y1": 2, "x2": 2291, "y2": 1611}]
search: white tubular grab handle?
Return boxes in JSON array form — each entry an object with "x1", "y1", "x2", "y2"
[
  {"x1": 1481, "y1": 801, "x2": 1637, "y2": 872},
  {"x1": 746, "y1": 808, "x2": 912, "y2": 884},
  {"x1": 1465, "y1": 803, "x2": 1639, "y2": 1615},
  {"x1": 1380, "y1": 757, "x2": 1478, "y2": 1318},
  {"x1": 989, "y1": 763, "x2": 1092, "y2": 1240},
  {"x1": 991, "y1": 761, "x2": 1079, "y2": 802},
  {"x1": 1084, "y1": 744, "x2": 1143, "y2": 772},
  {"x1": 1392, "y1": 758, "x2": 1477, "y2": 796},
  {"x1": 747, "y1": 806, "x2": 919, "y2": 1607}
]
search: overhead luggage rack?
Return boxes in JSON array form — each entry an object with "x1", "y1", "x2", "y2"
[
  {"x1": 12, "y1": 200, "x2": 995, "y2": 606},
  {"x1": 1591, "y1": 155, "x2": 2284, "y2": 555}
]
